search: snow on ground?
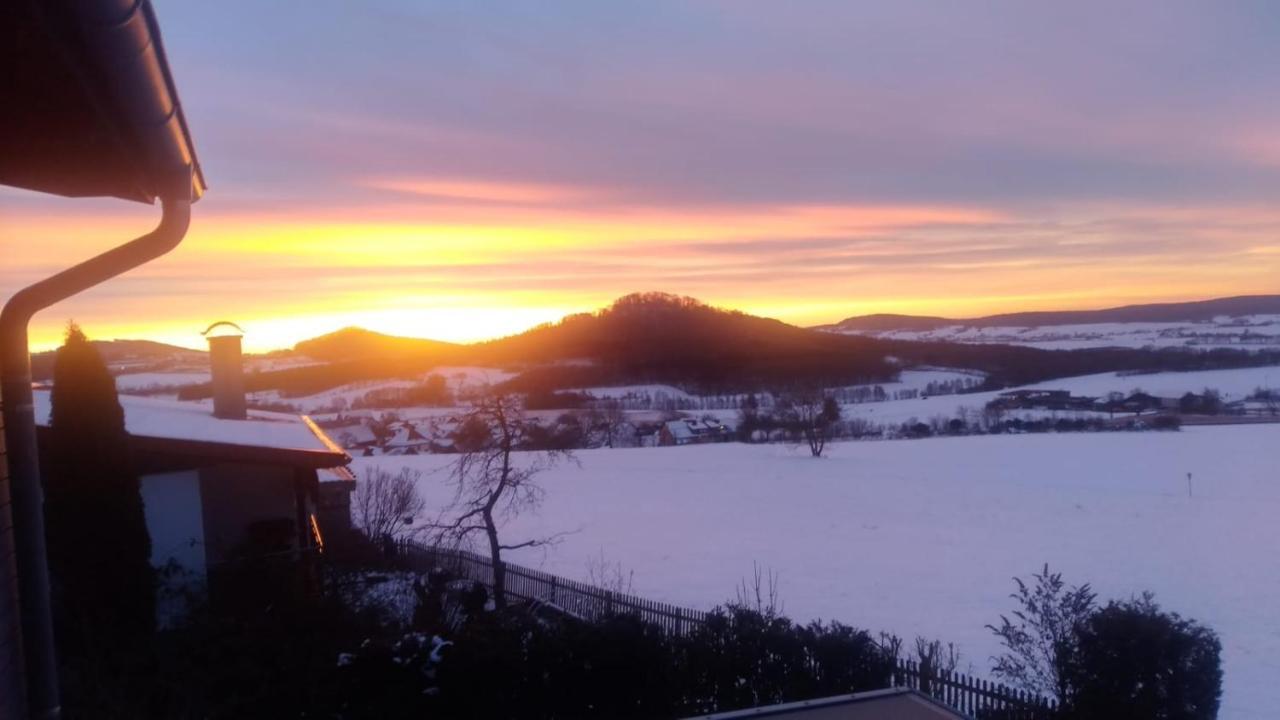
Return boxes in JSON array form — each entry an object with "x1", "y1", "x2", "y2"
[
  {"x1": 254, "y1": 379, "x2": 421, "y2": 411},
  {"x1": 1031, "y1": 365, "x2": 1280, "y2": 400},
  {"x1": 356, "y1": 426, "x2": 1280, "y2": 719},
  {"x1": 833, "y1": 365, "x2": 1280, "y2": 427},
  {"x1": 572, "y1": 371, "x2": 981, "y2": 403},
  {"x1": 245, "y1": 355, "x2": 324, "y2": 372},
  {"x1": 838, "y1": 369, "x2": 984, "y2": 400},
  {"x1": 430, "y1": 366, "x2": 517, "y2": 392},
  {"x1": 115, "y1": 371, "x2": 210, "y2": 392},
  {"x1": 831, "y1": 315, "x2": 1280, "y2": 351},
  {"x1": 251, "y1": 366, "x2": 516, "y2": 413},
  {"x1": 880, "y1": 368, "x2": 984, "y2": 389},
  {"x1": 570, "y1": 384, "x2": 695, "y2": 400}
]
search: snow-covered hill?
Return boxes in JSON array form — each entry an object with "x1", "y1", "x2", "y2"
[{"x1": 825, "y1": 315, "x2": 1280, "y2": 351}]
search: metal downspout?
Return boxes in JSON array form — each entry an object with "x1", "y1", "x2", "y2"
[{"x1": 0, "y1": 194, "x2": 191, "y2": 720}]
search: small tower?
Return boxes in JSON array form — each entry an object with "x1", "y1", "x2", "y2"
[{"x1": 202, "y1": 321, "x2": 247, "y2": 420}]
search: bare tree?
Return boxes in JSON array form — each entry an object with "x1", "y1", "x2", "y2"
[
  {"x1": 878, "y1": 632, "x2": 904, "y2": 663},
  {"x1": 1245, "y1": 386, "x2": 1274, "y2": 416},
  {"x1": 915, "y1": 636, "x2": 963, "y2": 675},
  {"x1": 776, "y1": 387, "x2": 841, "y2": 457},
  {"x1": 592, "y1": 398, "x2": 628, "y2": 448},
  {"x1": 585, "y1": 549, "x2": 635, "y2": 595},
  {"x1": 353, "y1": 466, "x2": 427, "y2": 544},
  {"x1": 733, "y1": 561, "x2": 782, "y2": 617},
  {"x1": 430, "y1": 393, "x2": 573, "y2": 609}
]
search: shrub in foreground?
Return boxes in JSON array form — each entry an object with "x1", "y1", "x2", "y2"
[
  {"x1": 990, "y1": 567, "x2": 1222, "y2": 720},
  {"x1": 429, "y1": 601, "x2": 891, "y2": 718},
  {"x1": 1065, "y1": 594, "x2": 1221, "y2": 720}
]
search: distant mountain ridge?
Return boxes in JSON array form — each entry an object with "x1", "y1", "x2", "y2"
[
  {"x1": 470, "y1": 292, "x2": 894, "y2": 391},
  {"x1": 293, "y1": 327, "x2": 462, "y2": 363},
  {"x1": 271, "y1": 293, "x2": 1279, "y2": 395},
  {"x1": 816, "y1": 295, "x2": 1280, "y2": 333},
  {"x1": 52, "y1": 292, "x2": 1280, "y2": 395},
  {"x1": 31, "y1": 339, "x2": 203, "y2": 380}
]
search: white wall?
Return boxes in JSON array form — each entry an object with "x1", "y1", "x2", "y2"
[{"x1": 141, "y1": 470, "x2": 206, "y2": 626}]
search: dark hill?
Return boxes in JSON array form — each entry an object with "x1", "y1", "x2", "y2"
[
  {"x1": 31, "y1": 339, "x2": 202, "y2": 380},
  {"x1": 294, "y1": 327, "x2": 461, "y2": 363},
  {"x1": 97, "y1": 293, "x2": 1280, "y2": 399},
  {"x1": 820, "y1": 295, "x2": 1280, "y2": 333},
  {"x1": 271, "y1": 293, "x2": 1280, "y2": 395},
  {"x1": 176, "y1": 328, "x2": 465, "y2": 400},
  {"x1": 474, "y1": 292, "x2": 895, "y2": 392}
]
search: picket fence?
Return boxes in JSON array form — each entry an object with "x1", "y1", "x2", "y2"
[{"x1": 894, "y1": 659, "x2": 1058, "y2": 719}]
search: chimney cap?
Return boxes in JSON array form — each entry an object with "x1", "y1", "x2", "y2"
[{"x1": 202, "y1": 320, "x2": 244, "y2": 338}]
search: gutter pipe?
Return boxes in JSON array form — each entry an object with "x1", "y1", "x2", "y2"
[
  {"x1": 0, "y1": 195, "x2": 192, "y2": 720},
  {"x1": 0, "y1": 0, "x2": 202, "y2": 715}
]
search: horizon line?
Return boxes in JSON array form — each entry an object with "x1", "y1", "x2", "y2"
[{"x1": 28, "y1": 290, "x2": 1275, "y2": 356}]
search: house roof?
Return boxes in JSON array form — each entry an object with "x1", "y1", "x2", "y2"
[
  {"x1": 330, "y1": 423, "x2": 378, "y2": 447},
  {"x1": 384, "y1": 423, "x2": 430, "y2": 448},
  {"x1": 33, "y1": 389, "x2": 350, "y2": 469},
  {"x1": 681, "y1": 688, "x2": 969, "y2": 719},
  {"x1": 0, "y1": 0, "x2": 205, "y2": 202},
  {"x1": 664, "y1": 418, "x2": 731, "y2": 440}
]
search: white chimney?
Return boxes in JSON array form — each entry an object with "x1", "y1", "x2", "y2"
[{"x1": 202, "y1": 321, "x2": 246, "y2": 420}]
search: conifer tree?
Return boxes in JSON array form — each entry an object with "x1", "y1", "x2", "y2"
[{"x1": 45, "y1": 323, "x2": 154, "y2": 647}]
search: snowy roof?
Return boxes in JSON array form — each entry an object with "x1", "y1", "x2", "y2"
[
  {"x1": 33, "y1": 389, "x2": 349, "y2": 467},
  {"x1": 664, "y1": 418, "x2": 731, "y2": 440},
  {"x1": 331, "y1": 423, "x2": 378, "y2": 447},
  {"x1": 385, "y1": 423, "x2": 430, "y2": 448},
  {"x1": 664, "y1": 420, "x2": 696, "y2": 440}
]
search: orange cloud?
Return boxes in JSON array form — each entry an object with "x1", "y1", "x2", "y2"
[{"x1": 5, "y1": 186, "x2": 1278, "y2": 354}]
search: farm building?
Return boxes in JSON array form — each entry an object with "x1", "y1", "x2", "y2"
[{"x1": 659, "y1": 417, "x2": 734, "y2": 446}]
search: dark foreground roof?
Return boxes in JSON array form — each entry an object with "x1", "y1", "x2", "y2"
[
  {"x1": 0, "y1": 0, "x2": 205, "y2": 202},
  {"x1": 682, "y1": 688, "x2": 970, "y2": 720}
]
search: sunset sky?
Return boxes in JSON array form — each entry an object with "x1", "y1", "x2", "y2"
[{"x1": 3, "y1": 1, "x2": 1279, "y2": 352}]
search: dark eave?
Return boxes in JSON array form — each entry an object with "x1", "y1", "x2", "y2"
[
  {"x1": 34, "y1": 425, "x2": 351, "y2": 472},
  {"x1": 0, "y1": 0, "x2": 206, "y2": 203},
  {"x1": 129, "y1": 434, "x2": 352, "y2": 471}
]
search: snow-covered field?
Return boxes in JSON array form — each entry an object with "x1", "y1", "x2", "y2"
[
  {"x1": 569, "y1": 384, "x2": 695, "y2": 400},
  {"x1": 833, "y1": 365, "x2": 1280, "y2": 427},
  {"x1": 429, "y1": 365, "x2": 518, "y2": 392},
  {"x1": 356, "y1": 426, "x2": 1280, "y2": 719},
  {"x1": 244, "y1": 366, "x2": 517, "y2": 413},
  {"x1": 830, "y1": 315, "x2": 1280, "y2": 351},
  {"x1": 114, "y1": 371, "x2": 210, "y2": 392},
  {"x1": 251, "y1": 379, "x2": 421, "y2": 410}
]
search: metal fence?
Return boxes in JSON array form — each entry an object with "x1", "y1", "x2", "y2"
[
  {"x1": 397, "y1": 541, "x2": 708, "y2": 634},
  {"x1": 894, "y1": 659, "x2": 1058, "y2": 719},
  {"x1": 396, "y1": 541, "x2": 1057, "y2": 718}
]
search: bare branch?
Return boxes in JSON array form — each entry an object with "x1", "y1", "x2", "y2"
[{"x1": 431, "y1": 391, "x2": 574, "y2": 609}]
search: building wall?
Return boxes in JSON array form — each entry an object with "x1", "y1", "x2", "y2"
[
  {"x1": 198, "y1": 462, "x2": 299, "y2": 565},
  {"x1": 317, "y1": 481, "x2": 354, "y2": 537},
  {"x1": 142, "y1": 470, "x2": 207, "y2": 574},
  {"x1": 141, "y1": 470, "x2": 206, "y2": 626}
]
